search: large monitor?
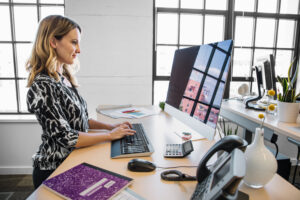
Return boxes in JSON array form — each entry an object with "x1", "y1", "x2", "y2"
[
  {"x1": 165, "y1": 40, "x2": 233, "y2": 140},
  {"x1": 253, "y1": 54, "x2": 277, "y2": 100},
  {"x1": 260, "y1": 54, "x2": 277, "y2": 98}
]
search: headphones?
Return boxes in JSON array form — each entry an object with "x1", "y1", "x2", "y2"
[{"x1": 160, "y1": 170, "x2": 196, "y2": 181}]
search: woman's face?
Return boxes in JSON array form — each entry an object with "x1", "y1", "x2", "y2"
[{"x1": 52, "y1": 28, "x2": 81, "y2": 65}]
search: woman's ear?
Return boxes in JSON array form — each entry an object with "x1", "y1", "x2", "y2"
[{"x1": 49, "y1": 38, "x2": 57, "y2": 49}]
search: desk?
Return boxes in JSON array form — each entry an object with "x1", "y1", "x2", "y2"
[
  {"x1": 27, "y1": 106, "x2": 300, "y2": 200},
  {"x1": 220, "y1": 100, "x2": 300, "y2": 142}
]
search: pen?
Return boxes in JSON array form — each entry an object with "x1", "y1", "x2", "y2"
[{"x1": 122, "y1": 110, "x2": 135, "y2": 113}]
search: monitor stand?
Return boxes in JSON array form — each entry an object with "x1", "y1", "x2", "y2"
[{"x1": 245, "y1": 66, "x2": 265, "y2": 111}]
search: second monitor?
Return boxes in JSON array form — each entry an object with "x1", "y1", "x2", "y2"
[{"x1": 165, "y1": 40, "x2": 233, "y2": 140}]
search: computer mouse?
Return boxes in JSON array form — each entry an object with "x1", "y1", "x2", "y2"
[{"x1": 127, "y1": 158, "x2": 156, "y2": 172}]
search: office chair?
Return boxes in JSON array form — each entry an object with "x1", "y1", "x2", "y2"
[{"x1": 287, "y1": 137, "x2": 300, "y2": 188}]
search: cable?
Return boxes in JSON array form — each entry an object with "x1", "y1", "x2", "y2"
[
  {"x1": 161, "y1": 170, "x2": 196, "y2": 181},
  {"x1": 157, "y1": 165, "x2": 198, "y2": 169},
  {"x1": 273, "y1": 142, "x2": 279, "y2": 158},
  {"x1": 270, "y1": 134, "x2": 278, "y2": 158}
]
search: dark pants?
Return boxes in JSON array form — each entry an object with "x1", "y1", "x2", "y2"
[{"x1": 32, "y1": 167, "x2": 55, "y2": 189}]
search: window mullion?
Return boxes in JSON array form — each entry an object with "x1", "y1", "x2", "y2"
[
  {"x1": 177, "y1": 0, "x2": 180, "y2": 48},
  {"x1": 37, "y1": 0, "x2": 41, "y2": 22},
  {"x1": 8, "y1": 0, "x2": 21, "y2": 113},
  {"x1": 273, "y1": 0, "x2": 281, "y2": 58},
  {"x1": 223, "y1": 0, "x2": 234, "y2": 98},
  {"x1": 202, "y1": 0, "x2": 206, "y2": 44}
]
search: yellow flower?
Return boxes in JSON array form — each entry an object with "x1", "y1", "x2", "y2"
[
  {"x1": 268, "y1": 89, "x2": 275, "y2": 96},
  {"x1": 258, "y1": 113, "x2": 265, "y2": 129},
  {"x1": 268, "y1": 104, "x2": 275, "y2": 111},
  {"x1": 258, "y1": 113, "x2": 265, "y2": 119}
]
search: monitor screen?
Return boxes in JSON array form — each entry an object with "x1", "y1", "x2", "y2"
[
  {"x1": 165, "y1": 40, "x2": 233, "y2": 140},
  {"x1": 255, "y1": 54, "x2": 277, "y2": 99}
]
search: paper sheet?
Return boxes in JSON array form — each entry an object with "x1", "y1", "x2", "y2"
[{"x1": 98, "y1": 107, "x2": 157, "y2": 119}]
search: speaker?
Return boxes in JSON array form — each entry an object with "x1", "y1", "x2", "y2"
[{"x1": 238, "y1": 83, "x2": 249, "y2": 96}]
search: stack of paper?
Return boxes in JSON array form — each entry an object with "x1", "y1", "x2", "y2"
[{"x1": 97, "y1": 106, "x2": 157, "y2": 119}]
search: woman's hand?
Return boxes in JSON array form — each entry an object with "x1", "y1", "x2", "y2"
[
  {"x1": 109, "y1": 123, "x2": 136, "y2": 140},
  {"x1": 111, "y1": 121, "x2": 133, "y2": 130}
]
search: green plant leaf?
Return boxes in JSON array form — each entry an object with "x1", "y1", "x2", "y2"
[
  {"x1": 277, "y1": 58, "x2": 300, "y2": 102},
  {"x1": 283, "y1": 78, "x2": 288, "y2": 94},
  {"x1": 228, "y1": 126, "x2": 232, "y2": 135},
  {"x1": 277, "y1": 75, "x2": 283, "y2": 85},
  {"x1": 292, "y1": 89, "x2": 295, "y2": 102},
  {"x1": 291, "y1": 63, "x2": 299, "y2": 86},
  {"x1": 288, "y1": 57, "x2": 296, "y2": 84},
  {"x1": 285, "y1": 90, "x2": 293, "y2": 102},
  {"x1": 234, "y1": 126, "x2": 238, "y2": 135},
  {"x1": 159, "y1": 101, "x2": 165, "y2": 111},
  {"x1": 278, "y1": 93, "x2": 282, "y2": 101},
  {"x1": 222, "y1": 118, "x2": 226, "y2": 135},
  {"x1": 294, "y1": 93, "x2": 300, "y2": 101}
]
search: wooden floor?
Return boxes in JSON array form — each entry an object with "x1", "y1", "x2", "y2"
[{"x1": 0, "y1": 167, "x2": 299, "y2": 200}]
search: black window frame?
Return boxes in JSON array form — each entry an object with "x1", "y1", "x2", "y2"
[
  {"x1": 153, "y1": 0, "x2": 300, "y2": 104},
  {"x1": 0, "y1": 0, "x2": 65, "y2": 114}
]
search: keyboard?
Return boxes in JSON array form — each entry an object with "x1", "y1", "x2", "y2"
[
  {"x1": 111, "y1": 123, "x2": 154, "y2": 158},
  {"x1": 190, "y1": 176, "x2": 211, "y2": 200}
]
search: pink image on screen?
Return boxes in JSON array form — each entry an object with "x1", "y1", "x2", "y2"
[
  {"x1": 180, "y1": 98, "x2": 194, "y2": 115},
  {"x1": 207, "y1": 108, "x2": 219, "y2": 128},
  {"x1": 193, "y1": 103, "x2": 208, "y2": 121},
  {"x1": 184, "y1": 80, "x2": 200, "y2": 99},
  {"x1": 199, "y1": 77, "x2": 217, "y2": 104},
  {"x1": 183, "y1": 70, "x2": 203, "y2": 99}
]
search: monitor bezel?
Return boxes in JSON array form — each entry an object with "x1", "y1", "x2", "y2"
[{"x1": 164, "y1": 103, "x2": 215, "y2": 140}]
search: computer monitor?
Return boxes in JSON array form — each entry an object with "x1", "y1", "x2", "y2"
[
  {"x1": 165, "y1": 40, "x2": 233, "y2": 140},
  {"x1": 255, "y1": 54, "x2": 277, "y2": 99}
]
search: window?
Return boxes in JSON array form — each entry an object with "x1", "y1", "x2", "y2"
[
  {"x1": 0, "y1": 0, "x2": 64, "y2": 114},
  {"x1": 154, "y1": 0, "x2": 228, "y2": 105},
  {"x1": 233, "y1": 0, "x2": 299, "y2": 96},
  {"x1": 154, "y1": 0, "x2": 300, "y2": 104}
]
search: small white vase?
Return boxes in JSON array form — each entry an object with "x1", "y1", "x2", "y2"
[
  {"x1": 244, "y1": 128, "x2": 277, "y2": 188},
  {"x1": 278, "y1": 102, "x2": 300, "y2": 123}
]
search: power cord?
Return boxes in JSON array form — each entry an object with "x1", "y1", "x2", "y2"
[
  {"x1": 157, "y1": 165, "x2": 198, "y2": 169},
  {"x1": 161, "y1": 170, "x2": 197, "y2": 181},
  {"x1": 158, "y1": 165, "x2": 198, "y2": 181},
  {"x1": 270, "y1": 134, "x2": 278, "y2": 158}
]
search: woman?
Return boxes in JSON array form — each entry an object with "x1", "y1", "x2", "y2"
[{"x1": 26, "y1": 15, "x2": 135, "y2": 189}]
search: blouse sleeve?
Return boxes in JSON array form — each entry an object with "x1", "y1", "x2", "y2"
[{"x1": 27, "y1": 81, "x2": 78, "y2": 149}]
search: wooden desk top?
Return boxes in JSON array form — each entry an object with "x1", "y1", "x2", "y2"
[
  {"x1": 27, "y1": 106, "x2": 300, "y2": 200},
  {"x1": 221, "y1": 100, "x2": 300, "y2": 141}
]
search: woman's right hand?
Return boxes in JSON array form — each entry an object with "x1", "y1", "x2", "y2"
[{"x1": 109, "y1": 124, "x2": 136, "y2": 140}]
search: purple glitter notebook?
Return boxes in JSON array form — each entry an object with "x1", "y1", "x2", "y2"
[{"x1": 43, "y1": 163, "x2": 133, "y2": 200}]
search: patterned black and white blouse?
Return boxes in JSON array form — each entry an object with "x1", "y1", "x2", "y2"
[{"x1": 27, "y1": 72, "x2": 89, "y2": 170}]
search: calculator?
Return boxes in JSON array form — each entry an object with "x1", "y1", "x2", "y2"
[{"x1": 164, "y1": 140, "x2": 194, "y2": 158}]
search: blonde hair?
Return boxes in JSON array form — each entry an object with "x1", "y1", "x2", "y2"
[{"x1": 26, "y1": 15, "x2": 81, "y2": 87}]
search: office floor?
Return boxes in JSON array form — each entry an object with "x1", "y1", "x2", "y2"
[
  {"x1": 0, "y1": 175, "x2": 34, "y2": 200},
  {"x1": 0, "y1": 167, "x2": 299, "y2": 200}
]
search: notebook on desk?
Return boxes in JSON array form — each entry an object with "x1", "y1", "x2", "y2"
[
  {"x1": 111, "y1": 123, "x2": 154, "y2": 158},
  {"x1": 43, "y1": 162, "x2": 133, "y2": 200}
]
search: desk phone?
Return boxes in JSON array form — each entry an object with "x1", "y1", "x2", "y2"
[
  {"x1": 192, "y1": 135, "x2": 248, "y2": 200},
  {"x1": 164, "y1": 140, "x2": 194, "y2": 158}
]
